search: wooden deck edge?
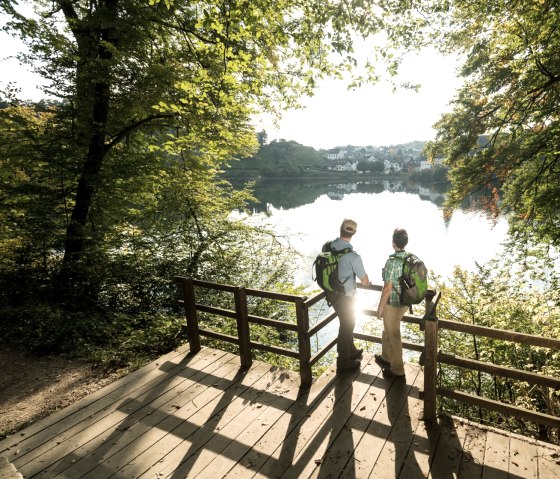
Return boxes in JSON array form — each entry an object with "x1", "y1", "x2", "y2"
[
  {"x1": 445, "y1": 413, "x2": 560, "y2": 452},
  {"x1": 0, "y1": 342, "x2": 192, "y2": 451}
]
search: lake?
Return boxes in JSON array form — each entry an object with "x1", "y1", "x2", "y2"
[{"x1": 235, "y1": 178, "x2": 509, "y2": 353}]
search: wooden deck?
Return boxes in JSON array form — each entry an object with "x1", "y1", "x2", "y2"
[{"x1": 1, "y1": 344, "x2": 559, "y2": 478}]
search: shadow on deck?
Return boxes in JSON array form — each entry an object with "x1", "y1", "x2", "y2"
[{"x1": 1, "y1": 344, "x2": 559, "y2": 478}]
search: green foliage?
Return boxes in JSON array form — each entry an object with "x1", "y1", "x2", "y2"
[
  {"x1": 408, "y1": 165, "x2": 450, "y2": 187},
  {"x1": 432, "y1": 253, "x2": 560, "y2": 443},
  {"x1": 228, "y1": 139, "x2": 328, "y2": 177},
  {"x1": 423, "y1": 0, "x2": 560, "y2": 248},
  {"x1": 0, "y1": 0, "x2": 427, "y2": 291},
  {"x1": 0, "y1": 303, "x2": 184, "y2": 363},
  {"x1": 0, "y1": 0, "x2": 441, "y2": 372},
  {"x1": 357, "y1": 160, "x2": 384, "y2": 173}
]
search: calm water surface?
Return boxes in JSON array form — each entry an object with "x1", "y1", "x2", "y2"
[{"x1": 237, "y1": 179, "x2": 509, "y2": 353}]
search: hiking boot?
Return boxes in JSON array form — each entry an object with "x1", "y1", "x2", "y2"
[
  {"x1": 336, "y1": 358, "x2": 361, "y2": 373},
  {"x1": 350, "y1": 348, "x2": 363, "y2": 360},
  {"x1": 382, "y1": 367, "x2": 405, "y2": 379},
  {"x1": 374, "y1": 354, "x2": 390, "y2": 369}
]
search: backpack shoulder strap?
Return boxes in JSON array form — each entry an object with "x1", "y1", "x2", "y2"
[
  {"x1": 322, "y1": 241, "x2": 333, "y2": 253},
  {"x1": 323, "y1": 240, "x2": 352, "y2": 256},
  {"x1": 390, "y1": 252, "x2": 410, "y2": 276}
]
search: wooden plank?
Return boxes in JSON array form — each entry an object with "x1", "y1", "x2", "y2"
[
  {"x1": 362, "y1": 364, "x2": 423, "y2": 479},
  {"x1": 4, "y1": 344, "x2": 206, "y2": 473},
  {"x1": 438, "y1": 388, "x2": 560, "y2": 429},
  {"x1": 508, "y1": 435, "x2": 537, "y2": 478},
  {"x1": 423, "y1": 311, "x2": 439, "y2": 425},
  {"x1": 0, "y1": 343, "x2": 191, "y2": 456},
  {"x1": 536, "y1": 444, "x2": 560, "y2": 479},
  {"x1": 439, "y1": 353, "x2": 560, "y2": 389},
  {"x1": 252, "y1": 357, "x2": 376, "y2": 478},
  {"x1": 341, "y1": 363, "x2": 420, "y2": 478},
  {"x1": 53, "y1": 352, "x2": 244, "y2": 478},
  {"x1": 426, "y1": 418, "x2": 470, "y2": 479},
  {"x1": 0, "y1": 455, "x2": 22, "y2": 479},
  {"x1": 192, "y1": 370, "x2": 301, "y2": 478},
  {"x1": 283, "y1": 356, "x2": 382, "y2": 478},
  {"x1": 457, "y1": 421, "x2": 486, "y2": 479},
  {"x1": 225, "y1": 363, "x2": 338, "y2": 478},
  {"x1": 157, "y1": 365, "x2": 300, "y2": 478},
  {"x1": 437, "y1": 318, "x2": 560, "y2": 350},
  {"x1": 306, "y1": 360, "x2": 393, "y2": 478},
  {"x1": 391, "y1": 368, "x2": 443, "y2": 479},
  {"x1": 482, "y1": 430, "x2": 509, "y2": 479},
  {"x1": 16, "y1": 348, "x2": 230, "y2": 477},
  {"x1": 4, "y1": 345, "x2": 559, "y2": 479},
  {"x1": 126, "y1": 361, "x2": 283, "y2": 479}
]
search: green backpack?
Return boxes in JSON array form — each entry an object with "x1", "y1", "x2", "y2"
[
  {"x1": 398, "y1": 253, "x2": 428, "y2": 306},
  {"x1": 313, "y1": 241, "x2": 352, "y2": 294}
]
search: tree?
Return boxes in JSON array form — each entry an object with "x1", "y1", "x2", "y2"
[
  {"x1": 423, "y1": 0, "x2": 560, "y2": 248},
  {"x1": 257, "y1": 130, "x2": 268, "y2": 147},
  {"x1": 0, "y1": 0, "x2": 428, "y2": 285},
  {"x1": 0, "y1": 101, "x2": 73, "y2": 293},
  {"x1": 356, "y1": 160, "x2": 371, "y2": 172},
  {"x1": 433, "y1": 259, "x2": 560, "y2": 442}
]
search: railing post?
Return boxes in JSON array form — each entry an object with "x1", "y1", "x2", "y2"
[
  {"x1": 181, "y1": 277, "x2": 201, "y2": 354},
  {"x1": 296, "y1": 298, "x2": 312, "y2": 390},
  {"x1": 234, "y1": 286, "x2": 253, "y2": 370},
  {"x1": 422, "y1": 289, "x2": 438, "y2": 426}
]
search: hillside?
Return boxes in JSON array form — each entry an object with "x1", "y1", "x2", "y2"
[{"x1": 226, "y1": 139, "x2": 328, "y2": 177}]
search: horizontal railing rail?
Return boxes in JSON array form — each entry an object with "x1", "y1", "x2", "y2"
[
  {"x1": 175, "y1": 276, "x2": 560, "y2": 433},
  {"x1": 431, "y1": 322, "x2": 560, "y2": 430},
  {"x1": 175, "y1": 276, "x2": 432, "y2": 390}
]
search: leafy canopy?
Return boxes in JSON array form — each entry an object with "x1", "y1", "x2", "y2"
[{"x1": 424, "y1": 0, "x2": 560, "y2": 248}]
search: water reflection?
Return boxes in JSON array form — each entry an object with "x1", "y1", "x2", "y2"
[
  {"x1": 231, "y1": 178, "x2": 449, "y2": 212},
  {"x1": 233, "y1": 177, "x2": 507, "y2": 285},
  {"x1": 231, "y1": 177, "x2": 508, "y2": 355}
]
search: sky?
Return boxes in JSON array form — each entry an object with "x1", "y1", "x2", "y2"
[
  {"x1": 1, "y1": 12, "x2": 464, "y2": 150},
  {"x1": 255, "y1": 49, "x2": 465, "y2": 149},
  {"x1": 1, "y1": 17, "x2": 50, "y2": 100}
]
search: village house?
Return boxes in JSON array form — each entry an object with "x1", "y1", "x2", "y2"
[
  {"x1": 325, "y1": 148, "x2": 348, "y2": 160},
  {"x1": 383, "y1": 159, "x2": 403, "y2": 173},
  {"x1": 328, "y1": 159, "x2": 358, "y2": 172}
]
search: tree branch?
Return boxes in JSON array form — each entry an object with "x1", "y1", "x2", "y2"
[{"x1": 104, "y1": 113, "x2": 176, "y2": 151}]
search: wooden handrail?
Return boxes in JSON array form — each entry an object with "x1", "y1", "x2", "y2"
[
  {"x1": 437, "y1": 387, "x2": 560, "y2": 429},
  {"x1": 438, "y1": 318, "x2": 560, "y2": 350},
  {"x1": 439, "y1": 352, "x2": 560, "y2": 389},
  {"x1": 175, "y1": 276, "x2": 560, "y2": 434}
]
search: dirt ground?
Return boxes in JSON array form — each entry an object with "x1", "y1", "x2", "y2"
[{"x1": 0, "y1": 344, "x2": 127, "y2": 440}]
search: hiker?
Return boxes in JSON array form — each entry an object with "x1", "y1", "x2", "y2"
[
  {"x1": 326, "y1": 218, "x2": 370, "y2": 372},
  {"x1": 375, "y1": 227, "x2": 410, "y2": 379}
]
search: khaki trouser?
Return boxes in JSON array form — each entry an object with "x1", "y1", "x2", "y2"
[
  {"x1": 327, "y1": 293, "x2": 357, "y2": 359},
  {"x1": 381, "y1": 304, "x2": 409, "y2": 376}
]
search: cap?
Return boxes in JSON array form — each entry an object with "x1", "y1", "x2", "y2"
[{"x1": 341, "y1": 218, "x2": 357, "y2": 235}]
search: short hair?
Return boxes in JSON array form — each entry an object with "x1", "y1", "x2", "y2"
[{"x1": 392, "y1": 228, "x2": 408, "y2": 249}]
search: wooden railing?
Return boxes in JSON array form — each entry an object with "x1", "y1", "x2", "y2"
[{"x1": 176, "y1": 276, "x2": 560, "y2": 430}]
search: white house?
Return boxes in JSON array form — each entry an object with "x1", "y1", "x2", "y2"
[
  {"x1": 330, "y1": 160, "x2": 358, "y2": 172},
  {"x1": 326, "y1": 149, "x2": 347, "y2": 160},
  {"x1": 420, "y1": 157, "x2": 445, "y2": 170},
  {"x1": 420, "y1": 160, "x2": 432, "y2": 170},
  {"x1": 384, "y1": 159, "x2": 402, "y2": 173}
]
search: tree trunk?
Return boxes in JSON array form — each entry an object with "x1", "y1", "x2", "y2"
[
  {"x1": 62, "y1": 83, "x2": 110, "y2": 265},
  {"x1": 60, "y1": 0, "x2": 118, "y2": 270}
]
